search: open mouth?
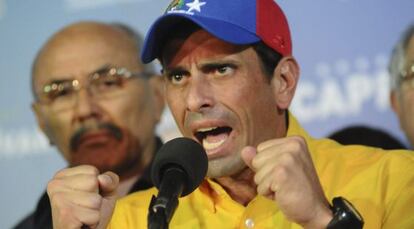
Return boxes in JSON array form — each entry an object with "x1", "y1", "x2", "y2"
[{"x1": 194, "y1": 126, "x2": 233, "y2": 151}]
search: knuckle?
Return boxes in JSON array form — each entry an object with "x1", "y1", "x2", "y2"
[
  {"x1": 54, "y1": 168, "x2": 69, "y2": 178},
  {"x1": 91, "y1": 194, "x2": 103, "y2": 209},
  {"x1": 286, "y1": 139, "x2": 301, "y2": 152},
  {"x1": 251, "y1": 157, "x2": 260, "y2": 169},
  {"x1": 256, "y1": 183, "x2": 266, "y2": 195},
  {"x1": 291, "y1": 135, "x2": 306, "y2": 148},
  {"x1": 83, "y1": 165, "x2": 100, "y2": 176},
  {"x1": 285, "y1": 136, "x2": 307, "y2": 156},
  {"x1": 280, "y1": 152, "x2": 296, "y2": 166},
  {"x1": 83, "y1": 175, "x2": 100, "y2": 191},
  {"x1": 273, "y1": 166, "x2": 288, "y2": 182},
  {"x1": 253, "y1": 173, "x2": 261, "y2": 184},
  {"x1": 47, "y1": 179, "x2": 60, "y2": 194}
]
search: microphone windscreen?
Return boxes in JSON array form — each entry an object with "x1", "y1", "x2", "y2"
[{"x1": 151, "y1": 137, "x2": 208, "y2": 196}]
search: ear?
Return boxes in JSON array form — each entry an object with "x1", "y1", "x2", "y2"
[
  {"x1": 32, "y1": 102, "x2": 54, "y2": 145},
  {"x1": 149, "y1": 75, "x2": 165, "y2": 123},
  {"x1": 270, "y1": 56, "x2": 300, "y2": 110}
]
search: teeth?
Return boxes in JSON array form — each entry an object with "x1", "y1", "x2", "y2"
[
  {"x1": 197, "y1": 127, "x2": 217, "y2": 132},
  {"x1": 202, "y1": 138, "x2": 226, "y2": 150}
]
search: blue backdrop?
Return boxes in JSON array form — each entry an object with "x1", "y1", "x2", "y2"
[{"x1": 0, "y1": 0, "x2": 413, "y2": 228}]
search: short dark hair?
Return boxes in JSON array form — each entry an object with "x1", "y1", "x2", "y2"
[{"x1": 252, "y1": 41, "x2": 283, "y2": 81}]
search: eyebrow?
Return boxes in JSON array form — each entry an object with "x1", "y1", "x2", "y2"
[
  {"x1": 162, "y1": 59, "x2": 240, "y2": 75},
  {"x1": 93, "y1": 64, "x2": 112, "y2": 75},
  {"x1": 45, "y1": 64, "x2": 113, "y2": 84},
  {"x1": 43, "y1": 78, "x2": 73, "y2": 87},
  {"x1": 161, "y1": 66, "x2": 188, "y2": 77},
  {"x1": 39, "y1": 78, "x2": 74, "y2": 95},
  {"x1": 200, "y1": 61, "x2": 238, "y2": 72}
]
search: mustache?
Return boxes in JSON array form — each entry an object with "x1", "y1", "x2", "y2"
[{"x1": 70, "y1": 123, "x2": 123, "y2": 152}]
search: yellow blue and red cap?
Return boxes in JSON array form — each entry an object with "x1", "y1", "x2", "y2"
[{"x1": 141, "y1": 0, "x2": 292, "y2": 63}]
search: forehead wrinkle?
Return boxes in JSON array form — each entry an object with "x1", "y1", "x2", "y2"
[
  {"x1": 163, "y1": 30, "x2": 249, "y2": 71},
  {"x1": 40, "y1": 62, "x2": 112, "y2": 87}
]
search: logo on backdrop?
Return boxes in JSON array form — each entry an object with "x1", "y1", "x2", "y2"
[
  {"x1": 291, "y1": 54, "x2": 389, "y2": 122},
  {"x1": 0, "y1": 127, "x2": 50, "y2": 159}
]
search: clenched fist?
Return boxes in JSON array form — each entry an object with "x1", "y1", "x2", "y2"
[
  {"x1": 242, "y1": 136, "x2": 333, "y2": 229},
  {"x1": 47, "y1": 165, "x2": 119, "y2": 229}
]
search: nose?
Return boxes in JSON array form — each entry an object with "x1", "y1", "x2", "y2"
[
  {"x1": 72, "y1": 88, "x2": 101, "y2": 123},
  {"x1": 185, "y1": 75, "x2": 214, "y2": 113}
]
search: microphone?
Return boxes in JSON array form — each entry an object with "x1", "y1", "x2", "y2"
[{"x1": 148, "y1": 137, "x2": 208, "y2": 229}]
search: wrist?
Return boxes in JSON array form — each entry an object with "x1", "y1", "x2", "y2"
[{"x1": 303, "y1": 204, "x2": 333, "y2": 229}]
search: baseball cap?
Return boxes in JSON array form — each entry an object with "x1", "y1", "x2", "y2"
[{"x1": 141, "y1": 0, "x2": 292, "y2": 63}]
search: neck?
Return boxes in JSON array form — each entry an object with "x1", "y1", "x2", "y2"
[
  {"x1": 117, "y1": 137, "x2": 157, "y2": 180},
  {"x1": 115, "y1": 137, "x2": 158, "y2": 196},
  {"x1": 214, "y1": 167, "x2": 257, "y2": 206}
]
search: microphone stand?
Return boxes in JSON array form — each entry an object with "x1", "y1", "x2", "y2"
[
  {"x1": 148, "y1": 196, "x2": 169, "y2": 229},
  {"x1": 147, "y1": 167, "x2": 185, "y2": 229}
]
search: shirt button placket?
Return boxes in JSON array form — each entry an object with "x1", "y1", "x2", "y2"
[{"x1": 245, "y1": 218, "x2": 255, "y2": 228}]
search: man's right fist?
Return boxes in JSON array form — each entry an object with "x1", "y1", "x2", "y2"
[{"x1": 47, "y1": 165, "x2": 119, "y2": 229}]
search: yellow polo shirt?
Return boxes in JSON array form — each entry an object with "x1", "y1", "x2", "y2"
[{"x1": 108, "y1": 115, "x2": 414, "y2": 228}]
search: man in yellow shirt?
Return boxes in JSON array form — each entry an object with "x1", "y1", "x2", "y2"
[{"x1": 46, "y1": 0, "x2": 414, "y2": 228}]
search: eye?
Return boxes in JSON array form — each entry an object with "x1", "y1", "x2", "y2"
[
  {"x1": 216, "y1": 65, "x2": 232, "y2": 75},
  {"x1": 103, "y1": 76, "x2": 122, "y2": 87},
  {"x1": 47, "y1": 84, "x2": 74, "y2": 101},
  {"x1": 171, "y1": 74, "x2": 184, "y2": 84},
  {"x1": 94, "y1": 73, "x2": 124, "y2": 91},
  {"x1": 165, "y1": 71, "x2": 188, "y2": 86},
  {"x1": 208, "y1": 64, "x2": 236, "y2": 78}
]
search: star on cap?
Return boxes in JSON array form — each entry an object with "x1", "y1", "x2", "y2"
[{"x1": 186, "y1": 0, "x2": 206, "y2": 13}]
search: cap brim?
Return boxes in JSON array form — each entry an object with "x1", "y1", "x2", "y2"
[{"x1": 141, "y1": 13, "x2": 260, "y2": 63}]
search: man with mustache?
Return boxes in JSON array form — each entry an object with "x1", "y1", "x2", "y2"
[
  {"x1": 13, "y1": 21, "x2": 164, "y2": 229},
  {"x1": 46, "y1": 1, "x2": 414, "y2": 228}
]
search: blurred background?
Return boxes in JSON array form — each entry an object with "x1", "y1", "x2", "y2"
[{"x1": 0, "y1": 0, "x2": 412, "y2": 228}]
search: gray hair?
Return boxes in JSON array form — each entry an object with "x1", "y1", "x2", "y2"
[{"x1": 388, "y1": 23, "x2": 414, "y2": 91}]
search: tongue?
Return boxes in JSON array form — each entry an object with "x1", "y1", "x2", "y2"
[{"x1": 202, "y1": 132, "x2": 228, "y2": 150}]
